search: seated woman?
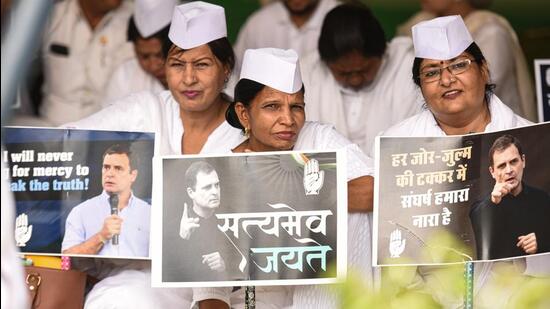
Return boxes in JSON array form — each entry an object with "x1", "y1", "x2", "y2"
[
  {"x1": 395, "y1": 0, "x2": 537, "y2": 122},
  {"x1": 382, "y1": 15, "x2": 544, "y2": 308},
  {"x1": 68, "y1": 2, "x2": 244, "y2": 308},
  {"x1": 199, "y1": 48, "x2": 376, "y2": 308}
]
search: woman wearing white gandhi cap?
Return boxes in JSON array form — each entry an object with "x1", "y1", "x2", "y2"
[
  {"x1": 192, "y1": 48, "x2": 377, "y2": 308},
  {"x1": 68, "y1": 2, "x2": 245, "y2": 308},
  {"x1": 379, "y1": 15, "x2": 549, "y2": 308},
  {"x1": 69, "y1": 1, "x2": 244, "y2": 154}
]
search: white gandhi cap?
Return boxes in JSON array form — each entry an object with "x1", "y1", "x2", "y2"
[
  {"x1": 412, "y1": 15, "x2": 474, "y2": 60},
  {"x1": 134, "y1": 0, "x2": 177, "y2": 37},
  {"x1": 240, "y1": 48, "x2": 303, "y2": 94},
  {"x1": 168, "y1": 1, "x2": 227, "y2": 50}
]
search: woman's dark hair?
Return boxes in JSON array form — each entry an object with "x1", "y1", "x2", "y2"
[
  {"x1": 412, "y1": 42, "x2": 496, "y2": 104},
  {"x1": 225, "y1": 79, "x2": 265, "y2": 130},
  {"x1": 225, "y1": 79, "x2": 305, "y2": 131},
  {"x1": 318, "y1": 3, "x2": 386, "y2": 63},
  {"x1": 127, "y1": 16, "x2": 171, "y2": 58},
  {"x1": 167, "y1": 37, "x2": 235, "y2": 72}
]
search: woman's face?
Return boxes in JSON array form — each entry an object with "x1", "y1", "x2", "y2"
[
  {"x1": 165, "y1": 44, "x2": 229, "y2": 112},
  {"x1": 419, "y1": 52, "x2": 489, "y2": 119},
  {"x1": 235, "y1": 86, "x2": 306, "y2": 151},
  {"x1": 134, "y1": 37, "x2": 166, "y2": 87}
]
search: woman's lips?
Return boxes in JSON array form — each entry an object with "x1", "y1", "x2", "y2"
[
  {"x1": 183, "y1": 91, "x2": 201, "y2": 99},
  {"x1": 442, "y1": 89, "x2": 462, "y2": 99},
  {"x1": 275, "y1": 132, "x2": 296, "y2": 141}
]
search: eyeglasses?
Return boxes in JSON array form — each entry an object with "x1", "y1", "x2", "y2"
[{"x1": 418, "y1": 58, "x2": 473, "y2": 83}]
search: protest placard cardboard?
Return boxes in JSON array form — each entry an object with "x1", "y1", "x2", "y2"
[
  {"x1": 4, "y1": 127, "x2": 155, "y2": 260},
  {"x1": 151, "y1": 150, "x2": 347, "y2": 287},
  {"x1": 374, "y1": 123, "x2": 550, "y2": 266}
]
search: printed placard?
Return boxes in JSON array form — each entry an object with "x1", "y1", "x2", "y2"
[
  {"x1": 151, "y1": 150, "x2": 347, "y2": 287},
  {"x1": 4, "y1": 127, "x2": 155, "y2": 260}
]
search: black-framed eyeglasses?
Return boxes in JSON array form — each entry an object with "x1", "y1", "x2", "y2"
[{"x1": 418, "y1": 58, "x2": 473, "y2": 83}]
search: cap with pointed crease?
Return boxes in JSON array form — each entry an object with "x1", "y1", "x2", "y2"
[
  {"x1": 412, "y1": 15, "x2": 473, "y2": 60},
  {"x1": 168, "y1": 1, "x2": 227, "y2": 50},
  {"x1": 134, "y1": 0, "x2": 177, "y2": 37},
  {"x1": 239, "y1": 48, "x2": 302, "y2": 94}
]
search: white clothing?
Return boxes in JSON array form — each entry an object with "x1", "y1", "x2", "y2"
[
  {"x1": 233, "y1": 0, "x2": 339, "y2": 75},
  {"x1": 84, "y1": 268, "x2": 192, "y2": 309},
  {"x1": 103, "y1": 59, "x2": 165, "y2": 106},
  {"x1": 301, "y1": 37, "x2": 422, "y2": 154},
  {"x1": 41, "y1": 0, "x2": 135, "y2": 126},
  {"x1": 193, "y1": 122, "x2": 377, "y2": 308},
  {"x1": 69, "y1": 90, "x2": 244, "y2": 155},
  {"x1": 382, "y1": 94, "x2": 530, "y2": 137},
  {"x1": 1, "y1": 160, "x2": 29, "y2": 309},
  {"x1": 380, "y1": 94, "x2": 546, "y2": 308},
  {"x1": 466, "y1": 11, "x2": 536, "y2": 122},
  {"x1": 69, "y1": 90, "x2": 245, "y2": 309}
]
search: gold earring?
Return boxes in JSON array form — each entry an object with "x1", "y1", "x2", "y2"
[{"x1": 244, "y1": 127, "x2": 250, "y2": 138}]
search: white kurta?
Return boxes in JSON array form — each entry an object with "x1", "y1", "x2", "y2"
[
  {"x1": 380, "y1": 94, "x2": 548, "y2": 309},
  {"x1": 68, "y1": 90, "x2": 244, "y2": 156},
  {"x1": 233, "y1": 0, "x2": 339, "y2": 76},
  {"x1": 102, "y1": 59, "x2": 165, "y2": 107},
  {"x1": 194, "y1": 122, "x2": 377, "y2": 308},
  {"x1": 41, "y1": 0, "x2": 135, "y2": 126},
  {"x1": 68, "y1": 90, "x2": 245, "y2": 309},
  {"x1": 301, "y1": 37, "x2": 422, "y2": 154}
]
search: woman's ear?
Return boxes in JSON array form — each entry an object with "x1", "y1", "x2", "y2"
[{"x1": 234, "y1": 102, "x2": 250, "y2": 130}]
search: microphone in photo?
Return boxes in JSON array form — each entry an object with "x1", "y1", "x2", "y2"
[{"x1": 109, "y1": 194, "x2": 119, "y2": 245}]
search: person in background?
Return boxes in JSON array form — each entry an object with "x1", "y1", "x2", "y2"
[
  {"x1": 102, "y1": 0, "x2": 177, "y2": 105},
  {"x1": 67, "y1": 2, "x2": 245, "y2": 308},
  {"x1": 396, "y1": 0, "x2": 537, "y2": 122},
  {"x1": 232, "y1": 0, "x2": 338, "y2": 77},
  {"x1": 39, "y1": 0, "x2": 135, "y2": 126},
  {"x1": 382, "y1": 15, "x2": 548, "y2": 308},
  {"x1": 301, "y1": 3, "x2": 421, "y2": 154}
]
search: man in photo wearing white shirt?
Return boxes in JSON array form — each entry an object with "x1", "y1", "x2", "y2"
[{"x1": 62, "y1": 143, "x2": 150, "y2": 257}]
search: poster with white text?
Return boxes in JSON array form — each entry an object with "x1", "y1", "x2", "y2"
[
  {"x1": 151, "y1": 150, "x2": 347, "y2": 287},
  {"x1": 4, "y1": 127, "x2": 155, "y2": 260},
  {"x1": 374, "y1": 123, "x2": 550, "y2": 266}
]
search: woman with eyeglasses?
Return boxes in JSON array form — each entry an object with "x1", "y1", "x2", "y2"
[
  {"x1": 380, "y1": 16, "x2": 547, "y2": 308},
  {"x1": 395, "y1": 0, "x2": 537, "y2": 122}
]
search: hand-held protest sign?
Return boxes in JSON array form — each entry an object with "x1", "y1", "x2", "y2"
[
  {"x1": 373, "y1": 123, "x2": 550, "y2": 266},
  {"x1": 4, "y1": 127, "x2": 154, "y2": 260},
  {"x1": 151, "y1": 150, "x2": 347, "y2": 288}
]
